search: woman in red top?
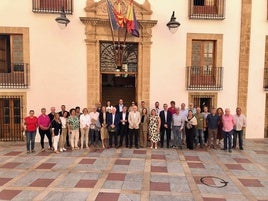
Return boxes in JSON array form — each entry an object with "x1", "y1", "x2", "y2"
[{"x1": 24, "y1": 110, "x2": 38, "y2": 153}]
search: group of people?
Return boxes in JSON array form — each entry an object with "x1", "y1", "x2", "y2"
[{"x1": 23, "y1": 99, "x2": 247, "y2": 154}]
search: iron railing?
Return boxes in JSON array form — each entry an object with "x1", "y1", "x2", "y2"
[
  {"x1": 189, "y1": 0, "x2": 225, "y2": 20},
  {"x1": 0, "y1": 63, "x2": 29, "y2": 88},
  {"x1": 186, "y1": 66, "x2": 223, "y2": 90},
  {"x1": 264, "y1": 68, "x2": 268, "y2": 90},
  {"x1": 32, "y1": 0, "x2": 73, "y2": 14}
]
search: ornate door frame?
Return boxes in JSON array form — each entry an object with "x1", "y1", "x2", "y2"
[{"x1": 80, "y1": 0, "x2": 157, "y2": 108}]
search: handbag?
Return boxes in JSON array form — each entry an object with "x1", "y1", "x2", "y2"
[{"x1": 108, "y1": 126, "x2": 116, "y2": 132}]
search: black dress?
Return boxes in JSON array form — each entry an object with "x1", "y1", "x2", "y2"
[{"x1": 185, "y1": 117, "x2": 196, "y2": 150}]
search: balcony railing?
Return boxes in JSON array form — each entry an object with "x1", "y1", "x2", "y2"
[
  {"x1": 0, "y1": 63, "x2": 29, "y2": 88},
  {"x1": 189, "y1": 0, "x2": 225, "y2": 20},
  {"x1": 264, "y1": 68, "x2": 268, "y2": 90},
  {"x1": 186, "y1": 66, "x2": 223, "y2": 90},
  {"x1": 32, "y1": 0, "x2": 73, "y2": 14}
]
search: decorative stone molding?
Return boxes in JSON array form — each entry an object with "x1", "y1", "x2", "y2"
[{"x1": 80, "y1": 0, "x2": 157, "y2": 108}]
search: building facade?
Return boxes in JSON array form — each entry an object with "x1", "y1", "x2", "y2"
[{"x1": 0, "y1": 0, "x2": 267, "y2": 141}]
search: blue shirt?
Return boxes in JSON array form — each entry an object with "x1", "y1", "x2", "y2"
[{"x1": 206, "y1": 114, "x2": 219, "y2": 129}]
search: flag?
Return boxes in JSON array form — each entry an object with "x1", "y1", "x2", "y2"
[
  {"x1": 106, "y1": 0, "x2": 124, "y2": 30},
  {"x1": 125, "y1": 0, "x2": 140, "y2": 37}
]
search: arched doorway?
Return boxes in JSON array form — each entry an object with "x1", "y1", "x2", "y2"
[
  {"x1": 80, "y1": 0, "x2": 157, "y2": 108},
  {"x1": 100, "y1": 41, "x2": 138, "y2": 106}
]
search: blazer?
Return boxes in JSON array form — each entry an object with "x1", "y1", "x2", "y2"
[
  {"x1": 119, "y1": 111, "x2": 129, "y2": 127},
  {"x1": 159, "y1": 110, "x2": 172, "y2": 129},
  {"x1": 140, "y1": 114, "x2": 149, "y2": 132},
  {"x1": 107, "y1": 113, "x2": 120, "y2": 129},
  {"x1": 115, "y1": 104, "x2": 125, "y2": 114},
  {"x1": 128, "y1": 111, "x2": 141, "y2": 129},
  {"x1": 99, "y1": 112, "x2": 109, "y2": 126}
]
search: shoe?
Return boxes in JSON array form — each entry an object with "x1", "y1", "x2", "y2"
[
  {"x1": 228, "y1": 149, "x2": 232, "y2": 153},
  {"x1": 59, "y1": 149, "x2": 63, "y2": 152},
  {"x1": 221, "y1": 148, "x2": 227, "y2": 151},
  {"x1": 31, "y1": 150, "x2": 35, "y2": 153},
  {"x1": 171, "y1": 145, "x2": 176, "y2": 149},
  {"x1": 129, "y1": 146, "x2": 132, "y2": 149},
  {"x1": 150, "y1": 146, "x2": 153, "y2": 149},
  {"x1": 63, "y1": 148, "x2": 67, "y2": 151},
  {"x1": 240, "y1": 147, "x2": 244, "y2": 150},
  {"x1": 41, "y1": 148, "x2": 45, "y2": 152},
  {"x1": 155, "y1": 147, "x2": 158, "y2": 149},
  {"x1": 135, "y1": 146, "x2": 139, "y2": 149},
  {"x1": 116, "y1": 145, "x2": 121, "y2": 149},
  {"x1": 54, "y1": 150, "x2": 60, "y2": 154},
  {"x1": 27, "y1": 150, "x2": 30, "y2": 154}
]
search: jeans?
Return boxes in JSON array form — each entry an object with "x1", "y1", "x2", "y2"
[
  {"x1": 222, "y1": 130, "x2": 233, "y2": 150},
  {"x1": 26, "y1": 131, "x2": 36, "y2": 151},
  {"x1": 195, "y1": 129, "x2": 204, "y2": 146},
  {"x1": 173, "y1": 126, "x2": 182, "y2": 148},
  {"x1": 233, "y1": 130, "x2": 243, "y2": 149},
  {"x1": 90, "y1": 129, "x2": 99, "y2": 146}
]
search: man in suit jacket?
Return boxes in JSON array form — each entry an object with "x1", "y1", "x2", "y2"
[
  {"x1": 159, "y1": 103, "x2": 172, "y2": 148},
  {"x1": 115, "y1": 99, "x2": 124, "y2": 114},
  {"x1": 118, "y1": 106, "x2": 129, "y2": 148},
  {"x1": 107, "y1": 107, "x2": 120, "y2": 148},
  {"x1": 128, "y1": 105, "x2": 141, "y2": 148}
]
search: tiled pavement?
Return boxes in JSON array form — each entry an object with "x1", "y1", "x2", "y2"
[{"x1": 0, "y1": 139, "x2": 267, "y2": 201}]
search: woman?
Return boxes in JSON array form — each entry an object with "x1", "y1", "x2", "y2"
[
  {"x1": 148, "y1": 109, "x2": 161, "y2": 149},
  {"x1": 80, "y1": 108, "x2": 90, "y2": 149},
  {"x1": 106, "y1": 100, "x2": 112, "y2": 113},
  {"x1": 185, "y1": 110, "x2": 197, "y2": 150},
  {"x1": 140, "y1": 108, "x2": 149, "y2": 148},
  {"x1": 99, "y1": 106, "x2": 109, "y2": 148},
  {"x1": 38, "y1": 108, "x2": 52, "y2": 152},
  {"x1": 59, "y1": 111, "x2": 68, "y2": 152},
  {"x1": 216, "y1": 107, "x2": 224, "y2": 145},
  {"x1": 24, "y1": 110, "x2": 38, "y2": 153},
  {"x1": 51, "y1": 113, "x2": 62, "y2": 153},
  {"x1": 67, "y1": 108, "x2": 80, "y2": 150}
]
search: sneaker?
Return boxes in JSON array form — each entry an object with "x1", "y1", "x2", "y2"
[
  {"x1": 41, "y1": 148, "x2": 45, "y2": 152},
  {"x1": 59, "y1": 148, "x2": 63, "y2": 152},
  {"x1": 62, "y1": 148, "x2": 67, "y2": 151}
]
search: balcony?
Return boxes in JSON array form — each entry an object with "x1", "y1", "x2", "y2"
[
  {"x1": 264, "y1": 68, "x2": 268, "y2": 90},
  {"x1": 0, "y1": 63, "x2": 29, "y2": 88},
  {"x1": 186, "y1": 66, "x2": 223, "y2": 90},
  {"x1": 32, "y1": 0, "x2": 73, "y2": 14},
  {"x1": 189, "y1": 0, "x2": 225, "y2": 20}
]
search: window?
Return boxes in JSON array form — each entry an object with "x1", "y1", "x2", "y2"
[
  {"x1": 189, "y1": 0, "x2": 225, "y2": 20},
  {"x1": 191, "y1": 40, "x2": 215, "y2": 75},
  {"x1": 32, "y1": 0, "x2": 73, "y2": 14},
  {"x1": 0, "y1": 34, "x2": 23, "y2": 73}
]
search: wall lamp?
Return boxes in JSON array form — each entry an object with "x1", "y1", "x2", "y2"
[
  {"x1": 55, "y1": 7, "x2": 70, "y2": 27},
  {"x1": 166, "y1": 11, "x2": 180, "y2": 33}
]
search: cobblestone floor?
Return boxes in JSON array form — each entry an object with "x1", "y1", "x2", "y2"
[{"x1": 0, "y1": 139, "x2": 267, "y2": 201}]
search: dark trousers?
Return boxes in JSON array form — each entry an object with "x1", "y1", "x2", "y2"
[
  {"x1": 233, "y1": 130, "x2": 243, "y2": 149},
  {"x1": 26, "y1": 131, "x2": 36, "y2": 151},
  {"x1": 90, "y1": 129, "x2": 99, "y2": 145},
  {"x1": 39, "y1": 128, "x2": 52, "y2": 149},
  {"x1": 186, "y1": 127, "x2": 195, "y2": 150},
  {"x1": 119, "y1": 125, "x2": 128, "y2": 147},
  {"x1": 160, "y1": 128, "x2": 171, "y2": 148},
  {"x1": 223, "y1": 130, "x2": 233, "y2": 150},
  {"x1": 204, "y1": 127, "x2": 208, "y2": 143},
  {"x1": 109, "y1": 131, "x2": 118, "y2": 147},
  {"x1": 129, "y1": 128, "x2": 139, "y2": 148}
]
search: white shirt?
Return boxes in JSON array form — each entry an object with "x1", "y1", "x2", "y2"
[
  {"x1": 80, "y1": 114, "x2": 91, "y2": 129},
  {"x1": 233, "y1": 114, "x2": 247, "y2": 131},
  {"x1": 60, "y1": 117, "x2": 67, "y2": 129}
]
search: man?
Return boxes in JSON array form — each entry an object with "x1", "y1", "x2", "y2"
[
  {"x1": 118, "y1": 106, "x2": 129, "y2": 148},
  {"x1": 206, "y1": 108, "x2": 219, "y2": 149},
  {"x1": 233, "y1": 107, "x2": 247, "y2": 150},
  {"x1": 115, "y1": 99, "x2": 124, "y2": 114},
  {"x1": 107, "y1": 107, "x2": 120, "y2": 148},
  {"x1": 159, "y1": 103, "x2": 172, "y2": 148},
  {"x1": 89, "y1": 106, "x2": 100, "y2": 147},
  {"x1": 222, "y1": 108, "x2": 235, "y2": 153},
  {"x1": 168, "y1": 101, "x2": 176, "y2": 115},
  {"x1": 48, "y1": 107, "x2": 56, "y2": 121},
  {"x1": 202, "y1": 106, "x2": 210, "y2": 145},
  {"x1": 154, "y1": 101, "x2": 161, "y2": 115},
  {"x1": 194, "y1": 107, "x2": 205, "y2": 148},
  {"x1": 188, "y1": 103, "x2": 196, "y2": 114},
  {"x1": 139, "y1": 100, "x2": 147, "y2": 113},
  {"x1": 59, "y1": 105, "x2": 70, "y2": 117},
  {"x1": 172, "y1": 107, "x2": 184, "y2": 149},
  {"x1": 128, "y1": 105, "x2": 141, "y2": 149}
]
